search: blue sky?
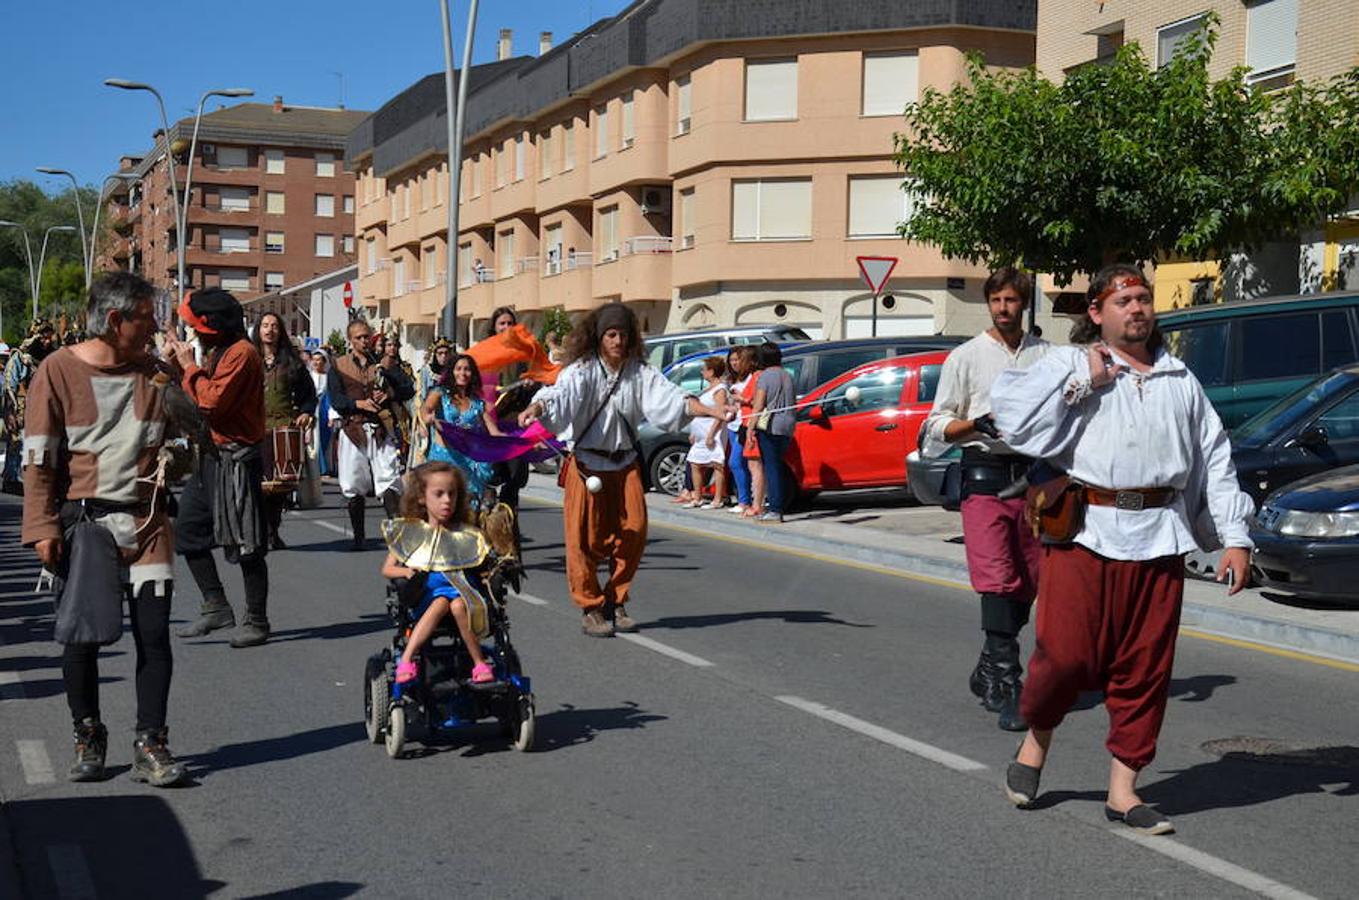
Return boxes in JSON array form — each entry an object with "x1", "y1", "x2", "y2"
[{"x1": 0, "y1": 0, "x2": 629, "y2": 189}]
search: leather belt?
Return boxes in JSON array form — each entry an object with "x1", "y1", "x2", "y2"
[{"x1": 1082, "y1": 485, "x2": 1175, "y2": 511}]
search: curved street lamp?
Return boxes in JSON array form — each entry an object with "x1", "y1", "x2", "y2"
[
  {"x1": 87, "y1": 173, "x2": 142, "y2": 276},
  {"x1": 35, "y1": 226, "x2": 78, "y2": 319},
  {"x1": 181, "y1": 88, "x2": 254, "y2": 272},
  {"x1": 0, "y1": 220, "x2": 37, "y2": 332},
  {"x1": 34, "y1": 168, "x2": 90, "y2": 289}
]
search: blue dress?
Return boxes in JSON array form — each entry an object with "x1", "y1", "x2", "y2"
[{"x1": 428, "y1": 393, "x2": 496, "y2": 505}]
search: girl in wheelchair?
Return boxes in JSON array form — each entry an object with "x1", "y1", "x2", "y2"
[{"x1": 380, "y1": 462, "x2": 495, "y2": 685}]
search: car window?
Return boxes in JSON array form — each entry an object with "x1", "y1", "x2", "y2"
[
  {"x1": 1232, "y1": 371, "x2": 1353, "y2": 447},
  {"x1": 917, "y1": 364, "x2": 943, "y2": 404},
  {"x1": 816, "y1": 366, "x2": 905, "y2": 418},
  {"x1": 815, "y1": 349, "x2": 889, "y2": 387},
  {"x1": 1237, "y1": 313, "x2": 1321, "y2": 382},
  {"x1": 782, "y1": 358, "x2": 807, "y2": 394},
  {"x1": 1321, "y1": 310, "x2": 1357, "y2": 372},
  {"x1": 667, "y1": 359, "x2": 709, "y2": 395},
  {"x1": 1315, "y1": 389, "x2": 1359, "y2": 441},
  {"x1": 730, "y1": 334, "x2": 767, "y2": 345},
  {"x1": 671, "y1": 337, "x2": 723, "y2": 360},
  {"x1": 1162, "y1": 321, "x2": 1230, "y2": 387},
  {"x1": 646, "y1": 343, "x2": 669, "y2": 367}
]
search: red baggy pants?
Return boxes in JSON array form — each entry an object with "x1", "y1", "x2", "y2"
[{"x1": 1020, "y1": 543, "x2": 1185, "y2": 771}]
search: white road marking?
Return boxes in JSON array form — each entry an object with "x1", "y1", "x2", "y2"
[
  {"x1": 618, "y1": 633, "x2": 715, "y2": 668},
  {"x1": 1111, "y1": 829, "x2": 1319, "y2": 900},
  {"x1": 514, "y1": 592, "x2": 550, "y2": 606},
  {"x1": 17, "y1": 739, "x2": 55, "y2": 784},
  {"x1": 46, "y1": 844, "x2": 97, "y2": 899},
  {"x1": 311, "y1": 520, "x2": 350, "y2": 536},
  {"x1": 0, "y1": 670, "x2": 26, "y2": 700},
  {"x1": 775, "y1": 695, "x2": 988, "y2": 773}
]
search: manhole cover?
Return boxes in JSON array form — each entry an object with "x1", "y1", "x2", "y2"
[{"x1": 1202, "y1": 737, "x2": 1359, "y2": 769}]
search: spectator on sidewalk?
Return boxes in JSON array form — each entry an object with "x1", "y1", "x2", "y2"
[
  {"x1": 685, "y1": 356, "x2": 729, "y2": 509},
  {"x1": 749, "y1": 342, "x2": 795, "y2": 523},
  {"x1": 725, "y1": 346, "x2": 755, "y2": 515}
]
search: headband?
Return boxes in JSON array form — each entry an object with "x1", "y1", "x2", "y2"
[
  {"x1": 177, "y1": 292, "x2": 217, "y2": 335},
  {"x1": 1095, "y1": 274, "x2": 1147, "y2": 303}
]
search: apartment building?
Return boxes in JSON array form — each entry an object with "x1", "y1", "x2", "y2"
[
  {"x1": 348, "y1": 0, "x2": 1040, "y2": 347},
  {"x1": 1037, "y1": 0, "x2": 1359, "y2": 309},
  {"x1": 104, "y1": 97, "x2": 369, "y2": 304}
]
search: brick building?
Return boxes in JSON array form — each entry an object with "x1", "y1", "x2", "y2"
[{"x1": 103, "y1": 97, "x2": 369, "y2": 305}]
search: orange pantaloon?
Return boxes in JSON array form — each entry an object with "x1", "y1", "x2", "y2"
[{"x1": 562, "y1": 456, "x2": 648, "y2": 611}]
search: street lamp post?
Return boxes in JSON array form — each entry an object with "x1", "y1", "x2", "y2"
[
  {"x1": 86, "y1": 173, "x2": 142, "y2": 272},
  {"x1": 0, "y1": 221, "x2": 38, "y2": 334},
  {"x1": 35, "y1": 226, "x2": 78, "y2": 319},
  {"x1": 181, "y1": 88, "x2": 254, "y2": 270},
  {"x1": 35, "y1": 168, "x2": 91, "y2": 290},
  {"x1": 439, "y1": 0, "x2": 479, "y2": 347}
]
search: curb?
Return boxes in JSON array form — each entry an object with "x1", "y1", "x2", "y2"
[{"x1": 521, "y1": 484, "x2": 1359, "y2": 666}]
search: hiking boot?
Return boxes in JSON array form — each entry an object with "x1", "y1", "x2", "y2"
[
  {"x1": 581, "y1": 609, "x2": 615, "y2": 638},
  {"x1": 68, "y1": 718, "x2": 107, "y2": 783},
  {"x1": 612, "y1": 605, "x2": 638, "y2": 634},
  {"x1": 178, "y1": 596, "x2": 235, "y2": 638},
  {"x1": 229, "y1": 615, "x2": 271, "y2": 648},
  {"x1": 969, "y1": 650, "x2": 997, "y2": 702},
  {"x1": 131, "y1": 729, "x2": 187, "y2": 787}
]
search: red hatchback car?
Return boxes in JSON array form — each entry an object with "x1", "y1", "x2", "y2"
[{"x1": 784, "y1": 351, "x2": 948, "y2": 495}]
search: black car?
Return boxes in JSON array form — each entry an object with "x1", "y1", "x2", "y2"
[
  {"x1": 1250, "y1": 464, "x2": 1359, "y2": 607},
  {"x1": 1230, "y1": 363, "x2": 1359, "y2": 505}
]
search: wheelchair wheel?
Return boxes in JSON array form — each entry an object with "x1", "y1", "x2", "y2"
[
  {"x1": 512, "y1": 695, "x2": 536, "y2": 752},
  {"x1": 364, "y1": 655, "x2": 389, "y2": 744},
  {"x1": 385, "y1": 705, "x2": 407, "y2": 758}
]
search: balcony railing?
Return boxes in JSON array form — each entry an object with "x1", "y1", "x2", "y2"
[
  {"x1": 622, "y1": 236, "x2": 673, "y2": 255},
  {"x1": 516, "y1": 256, "x2": 539, "y2": 275},
  {"x1": 199, "y1": 245, "x2": 257, "y2": 255},
  {"x1": 472, "y1": 268, "x2": 495, "y2": 284},
  {"x1": 565, "y1": 251, "x2": 592, "y2": 271},
  {"x1": 202, "y1": 203, "x2": 255, "y2": 213}
]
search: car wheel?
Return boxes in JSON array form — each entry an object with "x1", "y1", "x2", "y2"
[{"x1": 649, "y1": 444, "x2": 689, "y2": 496}]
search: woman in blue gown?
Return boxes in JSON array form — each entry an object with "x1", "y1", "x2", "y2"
[{"x1": 421, "y1": 353, "x2": 504, "y2": 511}]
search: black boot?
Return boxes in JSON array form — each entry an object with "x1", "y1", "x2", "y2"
[
  {"x1": 969, "y1": 647, "x2": 1000, "y2": 703},
  {"x1": 229, "y1": 613, "x2": 270, "y2": 648},
  {"x1": 992, "y1": 637, "x2": 1027, "y2": 732},
  {"x1": 178, "y1": 595, "x2": 235, "y2": 638},
  {"x1": 131, "y1": 728, "x2": 187, "y2": 787},
  {"x1": 381, "y1": 487, "x2": 402, "y2": 520},
  {"x1": 347, "y1": 497, "x2": 367, "y2": 551},
  {"x1": 68, "y1": 718, "x2": 107, "y2": 782}
]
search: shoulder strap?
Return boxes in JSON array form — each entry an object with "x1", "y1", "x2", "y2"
[{"x1": 576, "y1": 361, "x2": 625, "y2": 446}]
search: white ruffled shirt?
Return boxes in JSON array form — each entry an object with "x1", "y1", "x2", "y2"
[
  {"x1": 989, "y1": 344, "x2": 1254, "y2": 561},
  {"x1": 922, "y1": 331, "x2": 1049, "y2": 457}
]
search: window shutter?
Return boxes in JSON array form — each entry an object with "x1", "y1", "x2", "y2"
[
  {"x1": 564, "y1": 121, "x2": 576, "y2": 169},
  {"x1": 732, "y1": 181, "x2": 759, "y2": 240},
  {"x1": 744, "y1": 59, "x2": 797, "y2": 121},
  {"x1": 677, "y1": 76, "x2": 692, "y2": 133},
  {"x1": 218, "y1": 146, "x2": 249, "y2": 169},
  {"x1": 680, "y1": 189, "x2": 695, "y2": 247},
  {"x1": 1246, "y1": 0, "x2": 1297, "y2": 77},
  {"x1": 596, "y1": 106, "x2": 609, "y2": 157},
  {"x1": 622, "y1": 92, "x2": 635, "y2": 146},
  {"x1": 220, "y1": 228, "x2": 251, "y2": 253},
  {"x1": 862, "y1": 52, "x2": 919, "y2": 117},
  {"x1": 759, "y1": 180, "x2": 811, "y2": 239},
  {"x1": 849, "y1": 176, "x2": 905, "y2": 237}
]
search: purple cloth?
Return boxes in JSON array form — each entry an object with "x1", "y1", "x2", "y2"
[{"x1": 435, "y1": 420, "x2": 563, "y2": 464}]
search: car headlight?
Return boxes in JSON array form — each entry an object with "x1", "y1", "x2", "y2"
[{"x1": 1270, "y1": 508, "x2": 1359, "y2": 538}]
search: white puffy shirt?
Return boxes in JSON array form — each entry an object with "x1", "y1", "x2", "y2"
[
  {"x1": 989, "y1": 344, "x2": 1255, "y2": 561},
  {"x1": 922, "y1": 331, "x2": 1049, "y2": 457}
]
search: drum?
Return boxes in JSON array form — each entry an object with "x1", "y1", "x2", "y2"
[{"x1": 262, "y1": 427, "x2": 305, "y2": 495}]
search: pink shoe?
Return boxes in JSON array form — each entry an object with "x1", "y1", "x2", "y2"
[
  {"x1": 470, "y1": 662, "x2": 495, "y2": 684},
  {"x1": 395, "y1": 659, "x2": 419, "y2": 684}
]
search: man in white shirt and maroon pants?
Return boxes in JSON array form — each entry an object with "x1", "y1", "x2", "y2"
[
  {"x1": 990, "y1": 264, "x2": 1253, "y2": 835},
  {"x1": 923, "y1": 268, "x2": 1048, "y2": 731}
]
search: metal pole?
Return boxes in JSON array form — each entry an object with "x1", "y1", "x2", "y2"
[
  {"x1": 0, "y1": 223, "x2": 37, "y2": 316},
  {"x1": 36, "y1": 227, "x2": 76, "y2": 318},
  {"x1": 440, "y1": 0, "x2": 479, "y2": 347},
  {"x1": 182, "y1": 89, "x2": 254, "y2": 279},
  {"x1": 37, "y1": 170, "x2": 91, "y2": 289},
  {"x1": 872, "y1": 291, "x2": 879, "y2": 337},
  {"x1": 87, "y1": 174, "x2": 140, "y2": 279}
]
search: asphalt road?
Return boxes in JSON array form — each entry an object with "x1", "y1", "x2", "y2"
[{"x1": 1, "y1": 488, "x2": 1356, "y2": 899}]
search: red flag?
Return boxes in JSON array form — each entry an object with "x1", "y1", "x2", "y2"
[{"x1": 466, "y1": 323, "x2": 560, "y2": 385}]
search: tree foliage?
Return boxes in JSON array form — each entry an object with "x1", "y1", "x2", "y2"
[
  {"x1": 0, "y1": 179, "x2": 102, "y2": 342},
  {"x1": 894, "y1": 18, "x2": 1359, "y2": 285}
]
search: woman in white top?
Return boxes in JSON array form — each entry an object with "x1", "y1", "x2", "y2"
[{"x1": 685, "y1": 357, "x2": 730, "y2": 509}]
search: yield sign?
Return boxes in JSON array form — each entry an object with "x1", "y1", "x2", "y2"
[{"x1": 857, "y1": 256, "x2": 897, "y2": 296}]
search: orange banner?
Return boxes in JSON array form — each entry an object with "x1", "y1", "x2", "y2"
[{"x1": 466, "y1": 323, "x2": 560, "y2": 385}]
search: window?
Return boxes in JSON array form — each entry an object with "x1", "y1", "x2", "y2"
[
  {"x1": 315, "y1": 194, "x2": 335, "y2": 217},
  {"x1": 264, "y1": 149, "x2": 285, "y2": 174},
  {"x1": 732, "y1": 179, "x2": 812, "y2": 241},
  {"x1": 676, "y1": 75, "x2": 692, "y2": 135},
  {"x1": 420, "y1": 174, "x2": 431, "y2": 210},
  {"x1": 265, "y1": 272, "x2": 285, "y2": 290},
  {"x1": 458, "y1": 242, "x2": 473, "y2": 287},
  {"x1": 266, "y1": 191, "x2": 285, "y2": 215},
  {"x1": 401, "y1": 183, "x2": 411, "y2": 220},
  {"x1": 815, "y1": 366, "x2": 905, "y2": 419},
  {"x1": 539, "y1": 130, "x2": 553, "y2": 179},
  {"x1": 219, "y1": 228, "x2": 250, "y2": 253},
  {"x1": 315, "y1": 234, "x2": 335, "y2": 258},
  {"x1": 514, "y1": 134, "x2": 525, "y2": 181},
  {"x1": 1321, "y1": 310, "x2": 1356, "y2": 371},
  {"x1": 744, "y1": 58, "x2": 797, "y2": 121},
  {"x1": 218, "y1": 146, "x2": 249, "y2": 169},
  {"x1": 423, "y1": 244, "x2": 437, "y2": 287},
  {"x1": 499, "y1": 230, "x2": 516, "y2": 278},
  {"x1": 366, "y1": 237, "x2": 377, "y2": 274},
  {"x1": 1246, "y1": 0, "x2": 1297, "y2": 84},
  {"x1": 219, "y1": 187, "x2": 250, "y2": 212},
  {"x1": 1314, "y1": 390, "x2": 1359, "y2": 441},
  {"x1": 220, "y1": 269, "x2": 250, "y2": 292},
  {"x1": 472, "y1": 154, "x2": 483, "y2": 195},
  {"x1": 1238, "y1": 313, "x2": 1320, "y2": 382},
  {"x1": 679, "y1": 188, "x2": 695, "y2": 249},
  {"x1": 668, "y1": 359, "x2": 709, "y2": 395},
  {"x1": 1163, "y1": 322, "x2": 1230, "y2": 386},
  {"x1": 315, "y1": 152, "x2": 335, "y2": 177},
  {"x1": 1157, "y1": 14, "x2": 1207, "y2": 68},
  {"x1": 598, "y1": 206, "x2": 619, "y2": 261},
  {"x1": 393, "y1": 258, "x2": 406, "y2": 296},
  {"x1": 343, "y1": 194, "x2": 354, "y2": 214},
  {"x1": 389, "y1": 189, "x2": 397, "y2": 220},
  {"x1": 563, "y1": 121, "x2": 575, "y2": 170},
  {"x1": 849, "y1": 176, "x2": 914, "y2": 238},
  {"x1": 595, "y1": 105, "x2": 609, "y2": 158},
  {"x1": 437, "y1": 163, "x2": 446, "y2": 206},
  {"x1": 545, "y1": 223, "x2": 563, "y2": 274},
  {"x1": 343, "y1": 234, "x2": 355, "y2": 254},
  {"x1": 621, "y1": 91, "x2": 635, "y2": 148},
  {"x1": 917, "y1": 364, "x2": 943, "y2": 404},
  {"x1": 819, "y1": 350, "x2": 891, "y2": 387},
  {"x1": 265, "y1": 231, "x2": 285, "y2": 254},
  {"x1": 862, "y1": 52, "x2": 919, "y2": 117},
  {"x1": 496, "y1": 142, "x2": 509, "y2": 187}
]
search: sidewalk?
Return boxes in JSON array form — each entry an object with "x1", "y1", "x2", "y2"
[{"x1": 522, "y1": 474, "x2": 1359, "y2": 666}]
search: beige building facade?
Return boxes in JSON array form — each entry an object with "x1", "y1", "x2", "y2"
[{"x1": 349, "y1": 1, "x2": 1048, "y2": 348}]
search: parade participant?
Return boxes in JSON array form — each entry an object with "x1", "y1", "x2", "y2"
[
  {"x1": 169, "y1": 288, "x2": 272, "y2": 648},
  {"x1": 518, "y1": 302, "x2": 724, "y2": 637},
  {"x1": 991, "y1": 263, "x2": 1253, "y2": 834},
  {"x1": 922, "y1": 267, "x2": 1049, "y2": 731},
  {"x1": 3, "y1": 319, "x2": 58, "y2": 493},
  {"x1": 310, "y1": 350, "x2": 333, "y2": 477},
  {"x1": 381, "y1": 461, "x2": 495, "y2": 685},
  {"x1": 686, "y1": 356, "x2": 729, "y2": 509},
  {"x1": 380, "y1": 329, "x2": 417, "y2": 460},
  {"x1": 253, "y1": 312, "x2": 316, "y2": 550},
  {"x1": 422, "y1": 353, "x2": 503, "y2": 510},
  {"x1": 22, "y1": 272, "x2": 186, "y2": 785},
  {"x1": 484, "y1": 307, "x2": 534, "y2": 512},
  {"x1": 411, "y1": 338, "x2": 452, "y2": 466},
  {"x1": 327, "y1": 318, "x2": 415, "y2": 549}
]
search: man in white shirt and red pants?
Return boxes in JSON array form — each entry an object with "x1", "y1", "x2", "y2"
[
  {"x1": 923, "y1": 268, "x2": 1048, "y2": 731},
  {"x1": 991, "y1": 264, "x2": 1253, "y2": 835}
]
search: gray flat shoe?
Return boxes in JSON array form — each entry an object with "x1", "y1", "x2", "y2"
[
  {"x1": 1005, "y1": 758, "x2": 1041, "y2": 808},
  {"x1": 1105, "y1": 804, "x2": 1174, "y2": 835}
]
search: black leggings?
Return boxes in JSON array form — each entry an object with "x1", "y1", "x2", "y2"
[
  {"x1": 184, "y1": 551, "x2": 268, "y2": 612},
  {"x1": 63, "y1": 583, "x2": 173, "y2": 732}
]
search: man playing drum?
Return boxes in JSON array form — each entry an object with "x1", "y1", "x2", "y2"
[{"x1": 253, "y1": 312, "x2": 316, "y2": 550}]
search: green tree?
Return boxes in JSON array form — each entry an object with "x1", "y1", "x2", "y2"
[
  {"x1": 893, "y1": 19, "x2": 1359, "y2": 285},
  {"x1": 0, "y1": 178, "x2": 100, "y2": 342},
  {"x1": 326, "y1": 329, "x2": 348, "y2": 357},
  {"x1": 537, "y1": 306, "x2": 573, "y2": 342}
]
